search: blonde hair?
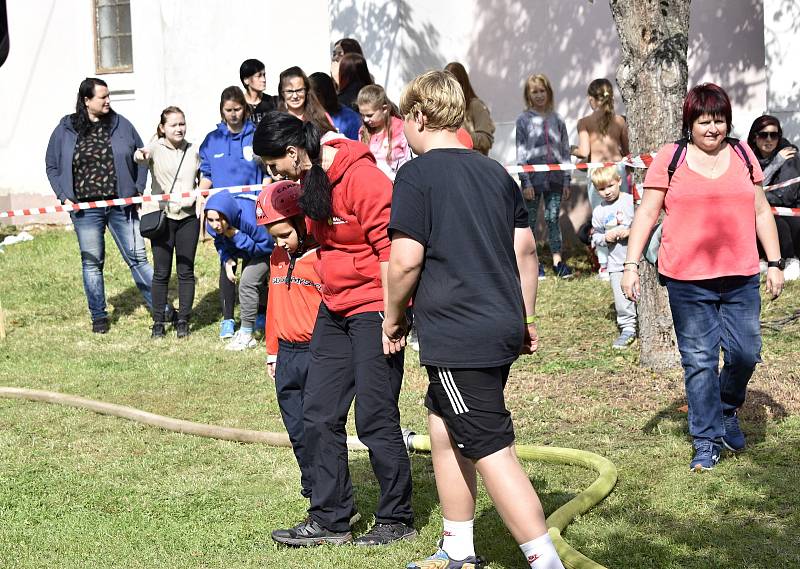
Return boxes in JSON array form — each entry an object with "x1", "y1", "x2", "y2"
[
  {"x1": 399, "y1": 70, "x2": 465, "y2": 130},
  {"x1": 357, "y1": 84, "x2": 402, "y2": 163},
  {"x1": 590, "y1": 165, "x2": 621, "y2": 188},
  {"x1": 588, "y1": 78, "x2": 615, "y2": 135},
  {"x1": 524, "y1": 74, "x2": 554, "y2": 113}
]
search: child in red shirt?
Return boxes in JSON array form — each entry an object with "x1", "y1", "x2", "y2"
[{"x1": 255, "y1": 180, "x2": 322, "y2": 507}]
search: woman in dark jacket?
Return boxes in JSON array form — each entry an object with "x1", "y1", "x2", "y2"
[
  {"x1": 45, "y1": 77, "x2": 153, "y2": 333},
  {"x1": 748, "y1": 115, "x2": 800, "y2": 280}
]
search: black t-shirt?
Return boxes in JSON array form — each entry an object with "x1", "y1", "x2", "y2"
[
  {"x1": 389, "y1": 148, "x2": 529, "y2": 368},
  {"x1": 249, "y1": 94, "x2": 279, "y2": 126}
]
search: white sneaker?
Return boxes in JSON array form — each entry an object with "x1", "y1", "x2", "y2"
[
  {"x1": 225, "y1": 330, "x2": 256, "y2": 351},
  {"x1": 597, "y1": 266, "x2": 610, "y2": 281},
  {"x1": 784, "y1": 258, "x2": 800, "y2": 281}
]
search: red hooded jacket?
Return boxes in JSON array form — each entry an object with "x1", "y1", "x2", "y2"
[
  {"x1": 308, "y1": 138, "x2": 392, "y2": 316},
  {"x1": 307, "y1": 137, "x2": 393, "y2": 316}
]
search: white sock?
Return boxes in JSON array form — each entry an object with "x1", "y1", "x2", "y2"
[
  {"x1": 441, "y1": 518, "x2": 475, "y2": 560},
  {"x1": 519, "y1": 533, "x2": 563, "y2": 568}
]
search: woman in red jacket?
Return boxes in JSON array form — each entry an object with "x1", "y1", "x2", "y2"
[{"x1": 253, "y1": 111, "x2": 414, "y2": 547}]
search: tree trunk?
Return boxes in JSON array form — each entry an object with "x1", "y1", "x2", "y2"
[{"x1": 609, "y1": 0, "x2": 691, "y2": 370}]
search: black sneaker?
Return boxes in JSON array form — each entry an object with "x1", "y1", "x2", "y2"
[
  {"x1": 151, "y1": 322, "x2": 166, "y2": 339},
  {"x1": 92, "y1": 318, "x2": 109, "y2": 334},
  {"x1": 354, "y1": 522, "x2": 417, "y2": 546},
  {"x1": 271, "y1": 517, "x2": 352, "y2": 546},
  {"x1": 176, "y1": 320, "x2": 190, "y2": 338}
]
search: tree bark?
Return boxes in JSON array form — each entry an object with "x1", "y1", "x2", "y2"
[{"x1": 609, "y1": 0, "x2": 691, "y2": 370}]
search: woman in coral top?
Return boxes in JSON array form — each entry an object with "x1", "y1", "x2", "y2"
[
  {"x1": 253, "y1": 111, "x2": 414, "y2": 547},
  {"x1": 622, "y1": 83, "x2": 784, "y2": 472}
]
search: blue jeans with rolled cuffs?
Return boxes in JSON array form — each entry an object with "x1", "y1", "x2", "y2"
[
  {"x1": 70, "y1": 205, "x2": 153, "y2": 321},
  {"x1": 664, "y1": 274, "x2": 762, "y2": 442}
]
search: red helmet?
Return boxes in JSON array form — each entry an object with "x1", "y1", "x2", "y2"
[{"x1": 256, "y1": 181, "x2": 303, "y2": 225}]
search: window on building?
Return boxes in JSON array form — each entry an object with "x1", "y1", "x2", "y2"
[{"x1": 94, "y1": 0, "x2": 132, "y2": 73}]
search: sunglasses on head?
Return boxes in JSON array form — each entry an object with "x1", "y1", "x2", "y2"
[{"x1": 756, "y1": 131, "x2": 779, "y2": 140}]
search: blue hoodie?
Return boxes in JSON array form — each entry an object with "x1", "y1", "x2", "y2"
[
  {"x1": 198, "y1": 120, "x2": 263, "y2": 188},
  {"x1": 204, "y1": 190, "x2": 273, "y2": 263}
]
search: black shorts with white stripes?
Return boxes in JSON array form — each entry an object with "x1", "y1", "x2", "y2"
[{"x1": 424, "y1": 365, "x2": 515, "y2": 460}]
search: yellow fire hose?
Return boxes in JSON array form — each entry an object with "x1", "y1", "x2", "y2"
[{"x1": 0, "y1": 386, "x2": 617, "y2": 568}]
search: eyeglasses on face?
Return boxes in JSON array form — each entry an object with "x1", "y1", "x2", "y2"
[
  {"x1": 756, "y1": 131, "x2": 779, "y2": 140},
  {"x1": 282, "y1": 88, "x2": 307, "y2": 97}
]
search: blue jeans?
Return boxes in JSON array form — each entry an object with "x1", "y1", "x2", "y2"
[
  {"x1": 664, "y1": 274, "x2": 762, "y2": 441},
  {"x1": 70, "y1": 206, "x2": 153, "y2": 321},
  {"x1": 526, "y1": 182, "x2": 563, "y2": 254}
]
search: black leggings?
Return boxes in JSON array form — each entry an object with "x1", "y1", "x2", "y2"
[
  {"x1": 150, "y1": 215, "x2": 199, "y2": 321},
  {"x1": 758, "y1": 214, "x2": 800, "y2": 259}
]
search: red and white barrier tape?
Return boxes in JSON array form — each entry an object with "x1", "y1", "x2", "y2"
[
  {"x1": 0, "y1": 184, "x2": 262, "y2": 219},
  {"x1": 772, "y1": 206, "x2": 800, "y2": 217},
  {"x1": 3, "y1": 153, "x2": 798, "y2": 219},
  {"x1": 505, "y1": 154, "x2": 653, "y2": 174},
  {"x1": 762, "y1": 174, "x2": 800, "y2": 192}
]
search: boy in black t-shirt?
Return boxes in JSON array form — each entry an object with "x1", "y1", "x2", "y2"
[{"x1": 383, "y1": 71, "x2": 564, "y2": 569}]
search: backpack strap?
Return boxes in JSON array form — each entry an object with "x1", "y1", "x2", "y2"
[
  {"x1": 667, "y1": 138, "x2": 689, "y2": 185},
  {"x1": 668, "y1": 136, "x2": 755, "y2": 185},
  {"x1": 727, "y1": 136, "x2": 755, "y2": 184}
]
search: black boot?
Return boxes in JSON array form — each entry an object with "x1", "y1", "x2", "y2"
[
  {"x1": 176, "y1": 319, "x2": 190, "y2": 338},
  {"x1": 92, "y1": 318, "x2": 109, "y2": 334},
  {"x1": 151, "y1": 322, "x2": 166, "y2": 339}
]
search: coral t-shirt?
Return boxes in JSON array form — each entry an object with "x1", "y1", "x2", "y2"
[{"x1": 644, "y1": 142, "x2": 764, "y2": 281}]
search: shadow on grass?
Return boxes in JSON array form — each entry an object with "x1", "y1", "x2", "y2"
[
  {"x1": 475, "y1": 473, "x2": 578, "y2": 567},
  {"x1": 107, "y1": 286, "x2": 148, "y2": 324},
  {"x1": 629, "y1": 390, "x2": 797, "y2": 567},
  {"x1": 642, "y1": 389, "x2": 788, "y2": 447},
  {"x1": 190, "y1": 289, "x2": 221, "y2": 332},
  {"x1": 594, "y1": 469, "x2": 800, "y2": 568}
]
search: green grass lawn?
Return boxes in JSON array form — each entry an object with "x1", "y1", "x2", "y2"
[{"x1": 1, "y1": 228, "x2": 798, "y2": 569}]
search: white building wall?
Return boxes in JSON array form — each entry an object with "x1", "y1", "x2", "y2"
[
  {"x1": 0, "y1": 0, "x2": 776, "y2": 226},
  {"x1": 764, "y1": 0, "x2": 800, "y2": 140},
  {"x1": 330, "y1": 0, "x2": 766, "y2": 165},
  {"x1": 0, "y1": 0, "x2": 331, "y2": 218}
]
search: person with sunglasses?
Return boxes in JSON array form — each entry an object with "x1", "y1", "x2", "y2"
[{"x1": 747, "y1": 115, "x2": 800, "y2": 280}]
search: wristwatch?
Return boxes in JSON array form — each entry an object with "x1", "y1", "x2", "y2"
[{"x1": 766, "y1": 258, "x2": 786, "y2": 270}]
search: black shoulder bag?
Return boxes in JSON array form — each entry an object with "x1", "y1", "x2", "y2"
[{"x1": 140, "y1": 148, "x2": 187, "y2": 239}]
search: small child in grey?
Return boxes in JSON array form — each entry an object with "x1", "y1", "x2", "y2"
[{"x1": 590, "y1": 165, "x2": 637, "y2": 349}]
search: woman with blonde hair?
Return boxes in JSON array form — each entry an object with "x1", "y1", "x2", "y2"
[
  {"x1": 573, "y1": 78, "x2": 630, "y2": 279},
  {"x1": 444, "y1": 62, "x2": 495, "y2": 155},
  {"x1": 357, "y1": 84, "x2": 410, "y2": 179},
  {"x1": 516, "y1": 73, "x2": 572, "y2": 278}
]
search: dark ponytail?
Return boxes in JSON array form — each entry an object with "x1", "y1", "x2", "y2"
[
  {"x1": 298, "y1": 121, "x2": 332, "y2": 220},
  {"x1": 252, "y1": 111, "x2": 332, "y2": 221}
]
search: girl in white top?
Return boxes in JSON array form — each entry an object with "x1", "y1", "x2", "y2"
[{"x1": 135, "y1": 106, "x2": 201, "y2": 338}]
